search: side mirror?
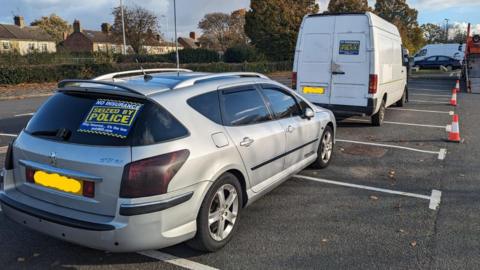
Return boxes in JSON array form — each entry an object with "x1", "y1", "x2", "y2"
[{"x1": 304, "y1": 108, "x2": 314, "y2": 120}]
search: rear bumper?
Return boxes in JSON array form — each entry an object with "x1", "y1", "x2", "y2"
[
  {"x1": 0, "y1": 172, "x2": 210, "y2": 252},
  {"x1": 314, "y1": 98, "x2": 377, "y2": 116}
]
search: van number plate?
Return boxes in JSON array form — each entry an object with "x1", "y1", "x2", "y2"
[{"x1": 303, "y1": 86, "x2": 325, "y2": 94}]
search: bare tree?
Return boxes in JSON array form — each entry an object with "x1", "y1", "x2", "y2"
[
  {"x1": 111, "y1": 5, "x2": 160, "y2": 54},
  {"x1": 198, "y1": 10, "x2": 248, "y2": 52}
]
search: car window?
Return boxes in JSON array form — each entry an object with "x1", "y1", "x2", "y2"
[
  {"x1": 187, "y1": 91, "x2": 222, "y2": 124},
  {"x1": 220, "y1": 86, "x2": 272, "y2": 126},
  {"x1": 261, "y1": 87, "x2": 301, "y2": 119},
  {"x1": 437, "y1": 56, "x2": 450, "y2": 61},
  {"x1": 426, "y1": 57, "x2": 437, "y2": 62},
  {"x1": 25, "y1": 92, "x2": 188, "y2": 146}
]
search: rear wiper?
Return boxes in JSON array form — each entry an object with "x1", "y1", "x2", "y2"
[{"x1": 30, "y1": 128, "x2": 71, "y2": 140}]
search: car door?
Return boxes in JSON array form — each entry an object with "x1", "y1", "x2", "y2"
[
  {"x1": 260, "y1": 84, "x2": 321, "y2": 170},
  {"x1": 424, "y1": 56, "x2": 439, "y2": 68},
  {"x1": 219, "y1": 84, "x2": 286, "y2": 191}
]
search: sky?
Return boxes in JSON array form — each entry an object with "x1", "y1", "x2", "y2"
[{"x1": 0, "y1": 0, "x2": 479, "y2": 40}]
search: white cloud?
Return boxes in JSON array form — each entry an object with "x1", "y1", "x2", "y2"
[{"x1": 412, "y1": 0, "x2": 480, "y2": 10}]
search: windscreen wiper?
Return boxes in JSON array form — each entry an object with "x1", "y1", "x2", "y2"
[{"x1": 30, "y1": 128, "x2": 71, "y2": 140}]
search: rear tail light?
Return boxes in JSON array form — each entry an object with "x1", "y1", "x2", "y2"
[
  {"x1": 120, "y1": 149, "x2": 190, "y2": 198},
  {"x1": 292, "y1": 72, "x2": 297, "y2": 90},
  {"x1": 369, "y1": 74, "x2": 378, "y2": 94},
  {"x1": 4, "y1": 142, "x2": 14, "y2": 170}
]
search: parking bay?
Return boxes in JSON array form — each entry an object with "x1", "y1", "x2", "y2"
[{"x1": 0, "y1": 77, "x2": 461, "y2": 269}]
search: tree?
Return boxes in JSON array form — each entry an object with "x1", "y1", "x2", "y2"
[
  {"x1": 421, "y1": 23, "x2": 444, "y2": 44},
  {"x1": 327, "y1": 0, "x2": 371, "y2": 13},
  {"x1": 111, "y1": 5, "x2": 160, "y2": 54},
  {"x1": 245, "y1": 0, "x2": 319, "y2": 61},
  {"x1": 374, "y1": 0, "x2": 425, "y2": 52},
  {"x1": 451, "y1": 29, "x2": 467, "y2": 44},
  {"x1": 31, "y1": 14, "x2": 71, "y2": 44},
  {"x1": 198, "y1": 9, "x2": 248, "y2": 52}
]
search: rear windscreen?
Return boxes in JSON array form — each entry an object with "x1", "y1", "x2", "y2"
[{"x1": 25, "y1": 92, "x2": 189, "y2": 146}]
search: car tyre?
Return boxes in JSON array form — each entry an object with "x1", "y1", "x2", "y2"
[
  {"x1": 188, "y1": 172, "x2": 242, "y2": 252},
  {"x1": 371, "y1": 99, "x2": 386, "y2": 126},
  {"x1": 310, "y1": 125, "x2": 334, "y2": 169},
  {"x1": 446, "y1": 65, "x2": 453, "y2": 71},
  {"x1": 396, "y1": 88, "x2": 407, "y2": 107}
]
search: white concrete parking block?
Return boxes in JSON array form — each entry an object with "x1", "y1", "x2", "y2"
[
  {"x1": 138, "y1": 250, "x2": 218, "y2": 270},
  {"x1": 336, "y1": 139, "x2": 447, "y2": 160},
  {"x1": 294, "y1": 175, "x2": 442, "y2": 210}
]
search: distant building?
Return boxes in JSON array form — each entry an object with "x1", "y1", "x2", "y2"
[
  {"x1": 0, "y1": 16, "x2": 56, "y2": 55},
  {"x1": 63, "y1": 20, "x2": 127, "y2": 53},
  {"x1": 63, "y1": 20, "x2": 180, "y2": 55},
  {"x1": 178, "y1": 32, "x2": 199, "y2": 49}
]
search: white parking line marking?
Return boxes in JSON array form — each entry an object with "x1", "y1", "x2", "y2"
[
  {"x1": 0, "y1": 133, "x2": 18, "y2": 138},
  {"x1": 14, "y1": 112, "x2": 35, "y2": 117},
  {"x1": 347, "y1": 118, "x2": 447, "y2": 129},
  {"x1": 0, "y1": 146, "x2": 7, "y2": 154},
  {"x1": 294, "y1": 175, "x2": 442, "y2": 210},
  {"x1": 409, "y1": 88, "x2": 451, "y2": 93},
  {"x1": 388, "y1": 108, "x2": 454, "y2": 114},
  {"x1": 336, "y1": 139, "x2": 447, "y2": 160},
  {"x1": 138, "y1": 250, "x2": 218, "y2": 270},
  {"x1": 410, "y1": 93, "x2": 451, "y2": 97},
  {"x1": 409, "y1": 99, "x2": 449, "y2": 104}
]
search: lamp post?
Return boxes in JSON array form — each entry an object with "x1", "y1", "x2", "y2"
[
  {"x1": 445, "y1": 18, "x2": 449, "y2": 42},
  {"x1": 174, "y1": 0, "x2": 180, "y2": 73},
  {"x1": 120, "y1": 0, "x2": 127, "y2": 55}
]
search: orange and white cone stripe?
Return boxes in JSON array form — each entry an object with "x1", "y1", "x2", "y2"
[
  {"x1": 455, "y1": 80, "x2": 460, "y2": 91},
  {"x1": 448, "y1": 114, "x2": 461, "y2": 143},
  {"x1": 450, "y1": 88, "x2": 457, "y2": 106}
]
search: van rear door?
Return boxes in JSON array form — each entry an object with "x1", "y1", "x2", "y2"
[
  {"x1": 330, "y1": 15, "x2": 369, "y2": 108},
  {"x1": 296, "y1": 16, "x2": 335, "y2": 106}
]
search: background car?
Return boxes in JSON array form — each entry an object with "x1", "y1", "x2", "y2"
[
  {"x1": 414, "y1": 55, "x2": 463, "y2": 70},
  {"x1": 1, "y1": 69, "x2": 336, "y2": 253}
]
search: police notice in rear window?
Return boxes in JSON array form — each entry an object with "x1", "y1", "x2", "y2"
[
  {"x1": 78, "y1": 99, "x2": 143, "y2": 138},
  {"x1": 339, "y1": 40, "x2": 360, "y2": 55}
]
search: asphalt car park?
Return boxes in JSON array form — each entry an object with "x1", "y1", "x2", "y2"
[{"x1": 1, "y1": 76, "x2": 479, "y2": 269}]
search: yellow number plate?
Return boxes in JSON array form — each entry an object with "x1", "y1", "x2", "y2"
[
  {"x1": 33, "y1": 171, "x2": 83, "y2": 195},
  {"x1": 303, "y1": 86, "x2": 325, "y2": 94}
]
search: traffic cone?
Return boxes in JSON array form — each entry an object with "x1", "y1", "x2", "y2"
[
  {"x1": 448, "y1": 114, "x2": 461, "y2": 143},
  {"x1": 450, "y1": 88, "x2": 457, "y2": 106},
  {"x1": 455, "y1": 80, "x2": 460, "y2": 91}
]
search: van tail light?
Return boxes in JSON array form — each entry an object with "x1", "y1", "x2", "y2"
[
  {"x1": 292, "y1": 72, "x2": 297, "y2": 90},
  {"x1": 120, "y1": 149, "x2": 190, "y2": 198},
  {"x1": 369, "y1": 74, "x2": 378, "y2": 94},
  {"x1": 4, "y1": 142, "x2": 14, "y2": 170}
]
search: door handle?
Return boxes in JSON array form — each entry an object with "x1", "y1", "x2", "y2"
[
  {"x1": 239, "y1": 137, "x2": 254, "y2": 147},
  {"x1": 287, "y1": 125, "x2": 295, "y2": 133},
  {"x1": 332, "y1": 71, "x2": 345, "y2": 75}
]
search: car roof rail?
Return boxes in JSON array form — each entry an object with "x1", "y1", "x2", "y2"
[
  {"x1": 172, "y1": 72, "x2": 269, "y2": 89},
  {"x1": 58, "y1": 79, "x2": 145, "y2": 96},
  {"x1": 93, "y1": 68, "x2": 193, "y2": 81}
]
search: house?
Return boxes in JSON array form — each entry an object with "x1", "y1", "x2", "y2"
[
  {"x1": 0, "y1": 16, "x2": 56, "y2": 55},
  {"x1": 63, "y1": 20, "x2": 127, "y2": 54},
  {"x1": 178, "y1": 32, "x2": 199, "y2": 49},
  {"x1": 63, "y1": 20, "x2": 180, "y2": 55}
]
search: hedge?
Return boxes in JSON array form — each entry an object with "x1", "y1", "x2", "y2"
[{"x1": 0, "y1": 61, "x2": 292, "y2": 85}]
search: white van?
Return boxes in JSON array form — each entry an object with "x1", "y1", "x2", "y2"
[
  {"x1": 293, "y1": 12, "x2": 408, "y2": 126},
  {"x1": 414, "y1": 43, "x2": 465, "y2": 62}
]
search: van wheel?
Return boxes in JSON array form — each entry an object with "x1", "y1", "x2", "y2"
[
  {"x1": 371, "y1": 99, "x2": 385, "y2": 126},
  {"x1": 310, "y1": 125, "x2": 334, "y2": 169},
  {"x1": 396, "y1": 88, "x2": 407, "y2": 107},
  {"x1": 188, "y1": 172, "x2": 242, "y2": 252}
]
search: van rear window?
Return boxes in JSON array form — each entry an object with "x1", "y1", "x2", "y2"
[{"x1": 25, "y1": 92, "x2": 188, "y2": 146}]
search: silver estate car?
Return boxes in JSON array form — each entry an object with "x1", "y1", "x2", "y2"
[{"x1": 0, "y1": 69, "x2": 336, "y2": 252}]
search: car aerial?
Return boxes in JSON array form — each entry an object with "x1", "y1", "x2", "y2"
[
  {"x1": 0, "y1": 69, "x2": 336, "y2": 252},
  {"x1": 414, "y1": 55, "x2": 463, "y2": 70}
]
